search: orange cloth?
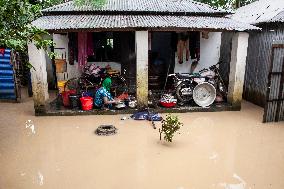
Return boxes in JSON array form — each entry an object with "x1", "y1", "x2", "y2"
[{"x1": 117, "y1": 92, "x2": 129, "y2": 100}]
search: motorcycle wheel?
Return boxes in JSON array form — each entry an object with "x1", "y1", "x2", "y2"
[
  {"x1": 176, "y1": 81, "x2": 195, "y2": 103},
  {"x1": 193, "y1": 82, "x2": 216, "y2": 107}
]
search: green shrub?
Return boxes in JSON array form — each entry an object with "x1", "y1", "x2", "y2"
[{"x1": 159, "y1": 114, "x2": 183, "y2": 143}]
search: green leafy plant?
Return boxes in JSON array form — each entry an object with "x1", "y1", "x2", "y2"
[
  {"x1": 74, "y1": 0, "x2": 106, "y2": 8},
  {"x1": 159, "y1": 114, "x2": 183, "y2": 143},
  {"x1": 196, "y1": 0, "x2": 257, "y2": 9},
  {"x1": 0, "y1": 0, "x2": 55, "y2": 68}
]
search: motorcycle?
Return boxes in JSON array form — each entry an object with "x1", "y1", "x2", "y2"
[
  {"x1": 198, "y1": 62, "x2": 227, "y2": 98},
  {"x1": 167, "y1": 62, "x2": 227, "y2": 105}
]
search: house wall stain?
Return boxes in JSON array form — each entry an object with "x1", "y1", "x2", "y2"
[
  {"x1": 28, "y1": 42, "x2": 49, "y2": 111},
  {"x1": 228, "y1": 32, "x2": 249, "y2": 108},
  {"x1": 136, "y1": 31, "x2": 149, "y2": 108}
]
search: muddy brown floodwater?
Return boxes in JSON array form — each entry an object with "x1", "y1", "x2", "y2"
[{"x1": 0, "y1": 94, "x2": 283, "y2": 189}]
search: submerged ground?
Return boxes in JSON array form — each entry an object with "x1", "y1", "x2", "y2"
[{"x1": 0, "y1": 93, "x2": 283, "y2": 189}]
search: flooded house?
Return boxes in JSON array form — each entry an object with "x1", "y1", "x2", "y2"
[
  {"x1": 221, "y1": 0, "x2": 284, "y2": 122},
  {"x1": 28, "y1": 0, "x2": 259, "y2": 116}
]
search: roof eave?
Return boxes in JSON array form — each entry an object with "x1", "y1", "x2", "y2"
[
  {"x1": 42, "y1": 11, "x2": 231, "y2": 17},
  {"x1": 34, "y1": 26, "x2": 260, "y2": 33}
]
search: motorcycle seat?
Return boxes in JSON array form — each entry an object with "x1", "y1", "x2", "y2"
[{"x1": 176, "y1": 73, "x2": 200, "y2": 79}]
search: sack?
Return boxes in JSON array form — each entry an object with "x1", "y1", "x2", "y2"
[
  {"x1": 147, "y1": 113, "x2": 163, "y2": 121},
  {"x1": 131, "y1": 111, "x2": 162, "y2": 121}
]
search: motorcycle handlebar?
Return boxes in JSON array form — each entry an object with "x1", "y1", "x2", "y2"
[
  {"x1": 199, "y1": 68, "x2": 209, "y2": 73},
  {"x1": 209, "y1": 61, "x2": 222, "y2": 70}
]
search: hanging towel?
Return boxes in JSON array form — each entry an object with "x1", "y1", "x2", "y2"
[
  {"x1": 68, "y1": 33, "x2": 76, "y2": 65},
  {"x1": 78, "y1": 32, "x2": 88, "y2": 70},
  {"x1": 87, "y1": 33, "x2": 94, "y2": 56}
]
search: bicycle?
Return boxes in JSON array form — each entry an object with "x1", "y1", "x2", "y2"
[{"x1": 64, "y1": 67, "x2": 128, "y2": 97}]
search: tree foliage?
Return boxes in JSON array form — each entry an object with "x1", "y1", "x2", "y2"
[
  {"x1": 30, "y1": 0, "x2": 68, "y2": 9},
  {"x1": 196, "y1": 0, "x2": 256, "y2": 9},
  {"x1": 0, "y1": 0, "x2": 53, "y2": 53},
  {"x1": 74, "y1": 0, "x2": 106, "y2": 7},
  {"x1": 31, "y1": 0, "x2": 106, "y2": 9},
  {"x1": 0, "y1": 0, "x2": 105, "y2": 49},
  {"x1": 36, "y1": 0, "x2": 256, "y2": 9}
]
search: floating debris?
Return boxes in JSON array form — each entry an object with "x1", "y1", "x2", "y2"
[
  {"x1": 121, "y1": 116, "x2": 127, "y2": 120},
  {"x1": 25, "y1": 120, "x2": 36, "y2": 135},
  {"x1": 95, "y1": 125, "x2": 118, "y2": 136},
  {"x1": 219, "y1": 173, "x2": 246, "y2": 189},
  {"x1": 37, "y1": 171, "x2": 44, "y2": 186},
  {"x1": 209, "y1": 152, "x2": 219, "y2": 160}
]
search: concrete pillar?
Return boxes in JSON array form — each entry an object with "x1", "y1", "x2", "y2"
[
  {"x1": 228, "y1": 32, "x2": 249, "y2": 108},
  {"x1": 135, "y1": 31, "x2": 149, "y2": 108},
  {"x1": 28, "y1": 42, "x2": 49, "y2": 114}
]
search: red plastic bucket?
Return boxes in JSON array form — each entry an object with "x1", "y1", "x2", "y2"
[
  {"x1": 62, "y1": 90, "x2": 76, "y2": 107},
  {"x1": 80, "y1": 96, "x2": 93, "y2": 111},
  {"x1": 160, "y1": 101, "x2": 177, "y2": 108}
]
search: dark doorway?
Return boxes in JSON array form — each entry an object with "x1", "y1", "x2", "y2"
[{"x1": 149, "y1": 32, "x2": 175, "y2": 90}]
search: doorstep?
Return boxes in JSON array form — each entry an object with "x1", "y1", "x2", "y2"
[{"x1": 35, "y1": 99, "x2": 240, "y2": 116}]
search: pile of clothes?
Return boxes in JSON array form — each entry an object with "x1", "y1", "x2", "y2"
[{"x1": 160, "y1": 94, "x2": 177, "y2": 108}]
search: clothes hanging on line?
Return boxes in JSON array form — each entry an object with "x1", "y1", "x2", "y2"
[
  {"x1": 176, "y1": 32, "x2": 190, "y2": 64},
  {"x1": 68, "y1": 33, "x2": 77, "y2": 65},
  {"x1": 78, "y1": 32, "x2": 88, "y2": 70},
  {"x1": 189, "y1": 31, "x2": 200, "y2": 60}
]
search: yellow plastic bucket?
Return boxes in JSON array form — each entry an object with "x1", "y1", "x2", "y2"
[{"x1": 57, "y1": 80, "x2": 67, "y2": 94}]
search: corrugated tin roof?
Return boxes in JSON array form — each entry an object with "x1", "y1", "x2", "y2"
[
  {"x1": 42, "y1": 0, "x2": 228, "y2": 15},
  {"x1": 268, "y1": 10, "x2": 284, "y2": 23},
  {"x1": 32, "y1": 14, "x2": 259, "y2": 31},
  {"x1": 231, "y1": 0, "x2": 284, "y2": 25}
]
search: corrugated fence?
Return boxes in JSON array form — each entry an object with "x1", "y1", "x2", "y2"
[
  {"x1": 244, "y1": 24, "x2": 284, "y2": 107},
  {"x1": 263, "y1": 45, "x2": 284, "y2": 122},
  {"x1": 0, "y1": 49, "x2": 17, "y2": 100},
  {"x1": 220, "y1": 24, "x2": 284, "y2": 108}
]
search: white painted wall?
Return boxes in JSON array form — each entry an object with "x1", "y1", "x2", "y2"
[
  {"x1": 174, "y1": 52, "x2": 192, "y2": 73},
  {"x1": 53, "y1": 34, "x2": 80, "y2": 81},
  {"x1": 197, "y1": 32, "x2": 222, "y2": 71},
  {"x1": 174, "y1": 32, "x2": 222, "y2": 73}
]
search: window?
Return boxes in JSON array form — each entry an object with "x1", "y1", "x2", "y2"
[{"x1": 88, "y1": 32, "x2": 118, "y2": 62}]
